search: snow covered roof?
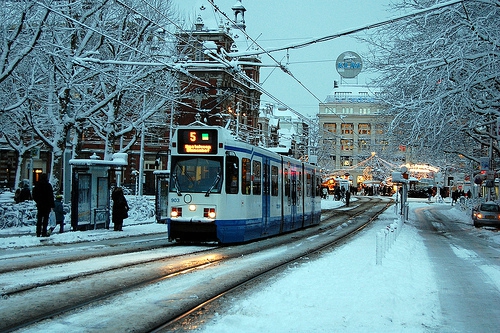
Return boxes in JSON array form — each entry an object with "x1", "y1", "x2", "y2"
[
  {"x1": 324, "y1": 84, "x2": 380, "y2": 104},
  {"x1": 69, "y1": 153, "x2": 128, "y2": 167},
  {"x1": 232, "y1": 0, "x2": 246, "y2": 10}
]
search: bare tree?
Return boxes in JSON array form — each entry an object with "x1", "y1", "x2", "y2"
[
  {"x1": 0, "y1": 0, "x2": 180, "y2": 191},
  {"x1": 362, "y1": 0, "x2": 499, "y2": 169}
]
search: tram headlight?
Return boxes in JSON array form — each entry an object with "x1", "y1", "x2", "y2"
[
  {"x1": 170, "y1": 207, "x2": 182, "y2": 218},
  {"x1": 204, "y1": 208, "x2": 216, "y2": 219},
  {"x1": 189, "y1": 204, "x2": 196, "y2": 211}
]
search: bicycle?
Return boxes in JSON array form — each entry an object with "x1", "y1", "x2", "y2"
[
  {"x1": 0, "y1": 201, "x2": 38, "y2": 229},
  {"x1": 128, "y1": 196, "x2": 155, "y2": 221},
  {"x1": 0, "y1": 205, "x2": 20, "y2": 229},
  {"x1": 16, "y1": 201, "x2": 38, "y2": 226}
]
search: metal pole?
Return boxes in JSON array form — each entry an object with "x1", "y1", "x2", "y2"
[
  {"x1": 138, "y1": 95, "x2": 146, "y2": 196},
  {"x1": 167, "y1": 85, "x2": 177, "y2": 172}
]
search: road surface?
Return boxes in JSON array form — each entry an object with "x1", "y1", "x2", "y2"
[{"x1": 413, "y1": 204, "x2": 500, "y2": 332}]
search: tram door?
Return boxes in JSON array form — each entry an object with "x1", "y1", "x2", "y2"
[
  {"x1": 290, "y1": 169, "x2": 298, "y2": 229},
  {"x1": 262, "y1": 159, "x2": 270, "y2": 234}
]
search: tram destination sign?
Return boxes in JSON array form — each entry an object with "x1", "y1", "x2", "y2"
[{"x1": 178, "y1": 129, "x2": 218, "y2": 154}]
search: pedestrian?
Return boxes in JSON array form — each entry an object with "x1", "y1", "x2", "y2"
[
  {"x1": 15, "y1": 183, "x2": 32, "y2": 203},
  {"x1": 452, "y1": 190, "x2": 458, "y2": 206},
  {"x1": 32, "y1": 173, "x2": 55, "y2": 237},
  {"x1": 112, "y1": 187, "x2": 129, "y2": 231},
  {"x1": 427, "y1": 187, "x2": 433, "y2": 202},
  {"x1": 334, "y1": 186, "x2": 340, "y2": 201},
  {"x1": 53, "y1": 195, "x2": 66, "y2": 233},
  {"x1": 345, "y1": 190, "x2": 351, "y2": 207}
]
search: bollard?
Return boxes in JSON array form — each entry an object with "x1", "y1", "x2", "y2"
[
  {"x1": 376, "y1": 218, "x2": 405, "y2": 265},
  {"x1": 376, "y1": 231, "x2": 384, "y2": 265}
]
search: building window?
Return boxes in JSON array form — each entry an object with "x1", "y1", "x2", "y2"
[
  {"x1": 359, "y1": 139, "x2": 370, "y2": 150},
  {"x1": 375, "y1": 123, "x2": 386, "y2": 135},
  {"x1": 324, "y1": 123, "x2": 337, "y2": 133},
  {"x1": 327, "y1": 138, "x2": 337, "y2": 146},
  {"x1": 375, "y1": 139, "x2": 389, "y2": 151},
  {"x1": 340, "y1": 156, "x2": 352, "y2": 166},
  {"x1": 358, "y1": 123, "x2": 371, "y2": 135},
  {"x1": 341, "y1": 139, "x2": 353, "y2": 151},
  {"x1": 341, "y1": 123, "x2": 353, "y2": 134}
]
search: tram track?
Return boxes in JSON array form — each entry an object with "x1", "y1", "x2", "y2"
[
  {"x1": 0, "y1": 197, "x2": 392, "y2": 332},
  {"x1": 155, "y1": 197, "x2": 393, "y2": 332}
]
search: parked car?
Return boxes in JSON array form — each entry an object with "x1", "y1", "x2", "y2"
[{"x1": 471, "y1": 201, "x2": 500, "y2": 228}]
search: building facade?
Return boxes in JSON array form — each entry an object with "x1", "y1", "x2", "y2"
[{"x1": 318, "y1": 84, "x2": 403, "y2": 185}]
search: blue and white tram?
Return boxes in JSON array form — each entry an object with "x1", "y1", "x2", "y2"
[{"x1": 167, "y1": 125, "x2": 322, "y2": 244}]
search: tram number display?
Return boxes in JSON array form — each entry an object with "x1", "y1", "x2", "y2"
[{"x1": 178, "y1": 129, "x2": 218, "y2": 154}]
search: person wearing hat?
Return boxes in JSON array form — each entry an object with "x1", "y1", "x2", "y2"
[{"x1": 53, "y1": 195, "x2": 66, "y2": 233}]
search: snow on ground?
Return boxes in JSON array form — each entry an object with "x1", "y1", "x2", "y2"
[
  {"x1": 1, "y1": 193, "x2": 500, "y2": 332},
  {"x1": 197, "y1": 199, "x2": 439, "y2": 333},
  {"x1": 195, "y1": 199, "x2": 500, "y2": 333},
  {"x1": 0, "y1": 193, "x2": 163, "y2": 249}
]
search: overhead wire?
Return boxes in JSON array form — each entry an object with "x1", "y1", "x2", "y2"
[{"x1": 32, "y1": 0, "x2": 465, "y2": 159}]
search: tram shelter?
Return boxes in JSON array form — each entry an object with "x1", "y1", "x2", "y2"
[
  {"x1": 69, "y1": 153, "x2": 128, "y2": 231},
  {"x1": 153, "y1": 170, "x2": 170, "y2": 224}
]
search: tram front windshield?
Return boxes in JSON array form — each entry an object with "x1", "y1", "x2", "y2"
[{"x1": 170, "y1": 157, "x2": 223, "y2": 194}]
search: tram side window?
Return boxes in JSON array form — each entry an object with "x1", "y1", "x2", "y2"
[
  {"x1": 284, "y1": 168, "x2": 290, "y2": 197},
  {"x1": 242, "y1": 158, "x2": 251, "y2": 195},
  {"x1": 316, "y1": 176, "x2": 322, "y2": 197},
  {"x1": 271, "y1": 166, "x2": 278, "y2": 196},
  {"x1": 306, "y1": 173, "x2": 312, "y2": 197},
  {"x1": 253, "y1": 160, "x2": 261, "y2": 195},
  {"x1": 226, "y1": 156, "x2": 239, "y2": 194},
  {"x1": 297, "y1": 172, "x2": 302, "y2": 198}
]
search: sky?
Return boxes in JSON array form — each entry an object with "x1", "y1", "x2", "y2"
[
  {"x1": 2, "y1": 194, "x2": 499, "y2": 332},
  {"x1": 171, "y1": 0, "x2": 394, "y2": 117}
]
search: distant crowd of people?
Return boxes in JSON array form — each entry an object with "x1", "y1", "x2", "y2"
[{"x1": 427, "y1": 186, "x2": 472, "y2": 205}]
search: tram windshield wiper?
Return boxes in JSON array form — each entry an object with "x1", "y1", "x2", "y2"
[
  {"x1": 205, "y1": 171, "x2": 221, "y2": 197},
  {"x1": 172, "y1": 174, "x2": 182, "y2": 196}
]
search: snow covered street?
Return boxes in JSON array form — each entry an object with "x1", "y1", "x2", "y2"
[
  {"x1": 193, "y1": 199, "x2": 500, "y2": 333},
  {"x1": 1, "y1": 197, "x2": 500, "y2": 332},
  {"x1": 194, "y1": 201, "x2": 442, "y2": 332}
]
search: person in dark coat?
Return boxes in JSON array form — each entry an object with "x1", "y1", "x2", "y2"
[
  {"x1": 53, "y1": 195, "x2": 66, "y2": 233},
  {"x1": 334, "y1": 186, "x2": 341, "y2": 201},
  {"x1": 16, "y1": 183, "x2": 32, "y2": 203},
  {"x1": 345, "y1": 190, "x2": 351, "y2": 207},
  {"x1": 32, "y1": 173, "x2": 55, "y2": 237},
  {"x1": 112, "y1": 187, "x2": 129, "y2": 231}
]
